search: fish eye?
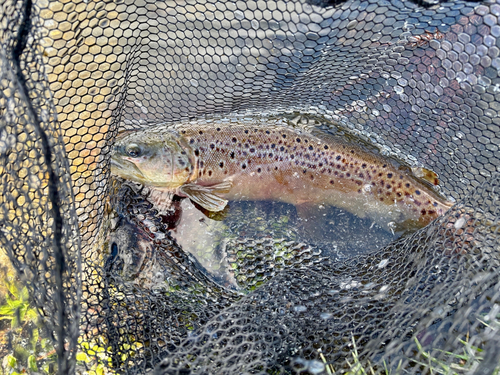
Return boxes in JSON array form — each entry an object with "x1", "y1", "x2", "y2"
[{"x1": 125, "y1": 144, "x2": 142, "y2": 158}]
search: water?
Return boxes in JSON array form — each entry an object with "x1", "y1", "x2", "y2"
[{"x1": 167, "y1": 197, "x2": 398, "y2": 290}]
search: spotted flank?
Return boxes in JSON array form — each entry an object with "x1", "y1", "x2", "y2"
[{"x1": 111, "y1": 120, "x2": 453, "y2": 231}]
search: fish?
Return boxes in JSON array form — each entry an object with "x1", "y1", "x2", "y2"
[{"x1": 110, "y1": 120, "x2": 453, "y2": 231}]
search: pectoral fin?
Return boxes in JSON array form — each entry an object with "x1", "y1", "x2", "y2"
[{"x1": 180, "y1": 180, "x2": 232, "y2": 212}]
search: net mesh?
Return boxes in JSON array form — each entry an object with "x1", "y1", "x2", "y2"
[{"x1": 1, "y1": 0, "x2": 500, "y2": 373}]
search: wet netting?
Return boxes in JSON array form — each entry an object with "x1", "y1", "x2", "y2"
[{"x1": 1, "y1": 0, "x2": 500, "y2": 373}]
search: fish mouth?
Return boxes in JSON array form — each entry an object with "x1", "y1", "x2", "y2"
[{"x1": 110, "y1": 157, "x2": 146, "y2": 182}]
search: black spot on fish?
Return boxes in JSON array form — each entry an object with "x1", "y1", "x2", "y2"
[
  {"x1": 303, "y1": 169, "x2": 307, "y2": 174},
  {"x1": 271, "y1": 144, "x2": 276, "y2": 148},
  {"x1": 405, "y1": 183, "x2": 410, "y2": 188},
  {"x1": 250, "y1": 148, "x2": 255, "y2": 152},
  {"x1": 330, "y1": 180, "x2": 334, "y2": 184},
  {"x1": 324, "y1": 145, "x2": 329, "y2": 150},
  {"x1": 242, "y1": 163, "x2": 247, "y2": 169},
  {"x1": 296, "y1": 138, "x2": 301, "y2": 143},
  {"x1": 275, "y1": 166, "x2": 278, "y2": 170},
  {"x1": 266, "y1": 130, "x2": 270, "y2": 134},
  {"x1": 415, "y1": 190, "x2": 421, "y2": 195},
  {"x1": 269, "y1": 153, "x2": 273, "y2": 158},
  {"x1": 216, "y1": 127, "x2": 221, "y2": 131},
  {"x1": 282, "y1": 134, "x2": 286, "y2": 138},
  {"x1": 257, "y1": 168, "x2": 261, "y2": 173},
  {"x1": 219, "y1": 162, "x2": 224, "y2": 168},
  {"x1": 319, "y1": 163, "x2": 323, "y2": 167},
  {"x1": 280, "y1": 146, "x2": 284, "y2": 151},
  {"x1": 194, "y1": 149, "x2": 200, "y2": 156},
  {"x1": 208, "y1": 170, "x2": 212, "y2": 176},
  {"x1": 308, "y1": 145, "x2": 313, "y2": 150},
  {"x1": 232, "y1": 137, "x2": 237, "y2": 142},
  {"x1": 421, "y1": 209, "x2": 426, "y2": 215},
  {"x1": 210, "y1": 144, "x2": 215, "y2": 149},
  {"x1": 387, "y1": 173, "x2": 393, "y2": 178},
  {"x1": 199, "y1": 131, "x2": 203, "y2": 135},
  {"x1": 244, "y1": 130, "x2": 249, "y2": 134},
  {"x1": 382, "y1": 164, "x2": 387, "y2": 168},
  {"x1": 230, "y1": 152, "x2": 235, "y2": 159},
  {"x1": 400, "y1": 175, "x2": 404, "y2": 179},
  {"x1": 346, "y1": 173, "x2": 351, "y2": 177},
  {"x1": 336, "y1": 155, "x2": 341, "y2": 161},
  {"x1": 290, "y1": 155, "x2": 294, "y2": 159},
  {"x1": 433, "y1": 202, "x2": 438, "y2": 207},
  {"x1": 181, "y1": 130, "x2": 186, "y2": 134},
  {"x1": 359, "y1": 173, "x2": 364, "y2": 178},
  {"x1": 190, "y1": 139, "x2": 195, "y2": 144}
]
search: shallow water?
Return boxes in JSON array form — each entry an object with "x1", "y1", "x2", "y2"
[{"x1": 168, "y1": 197, "x2": 398, "y2": 289}]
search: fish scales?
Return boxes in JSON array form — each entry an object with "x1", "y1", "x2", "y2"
[{"x1": 111, "y1": 122, "x2": 453, "y2": 230}]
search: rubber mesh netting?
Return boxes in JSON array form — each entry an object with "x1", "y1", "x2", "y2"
[{"x1": 1, "y1": 0, "x2": 500, "y2": 373}]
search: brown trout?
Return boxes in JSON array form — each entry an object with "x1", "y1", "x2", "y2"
[{"x1": 111, "y1": 121, "x2": 453, "y2": 230}]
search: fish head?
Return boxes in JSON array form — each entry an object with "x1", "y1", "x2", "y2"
[{"x1": 111, "y1": 129, "x2": 194, "y2": 188}]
